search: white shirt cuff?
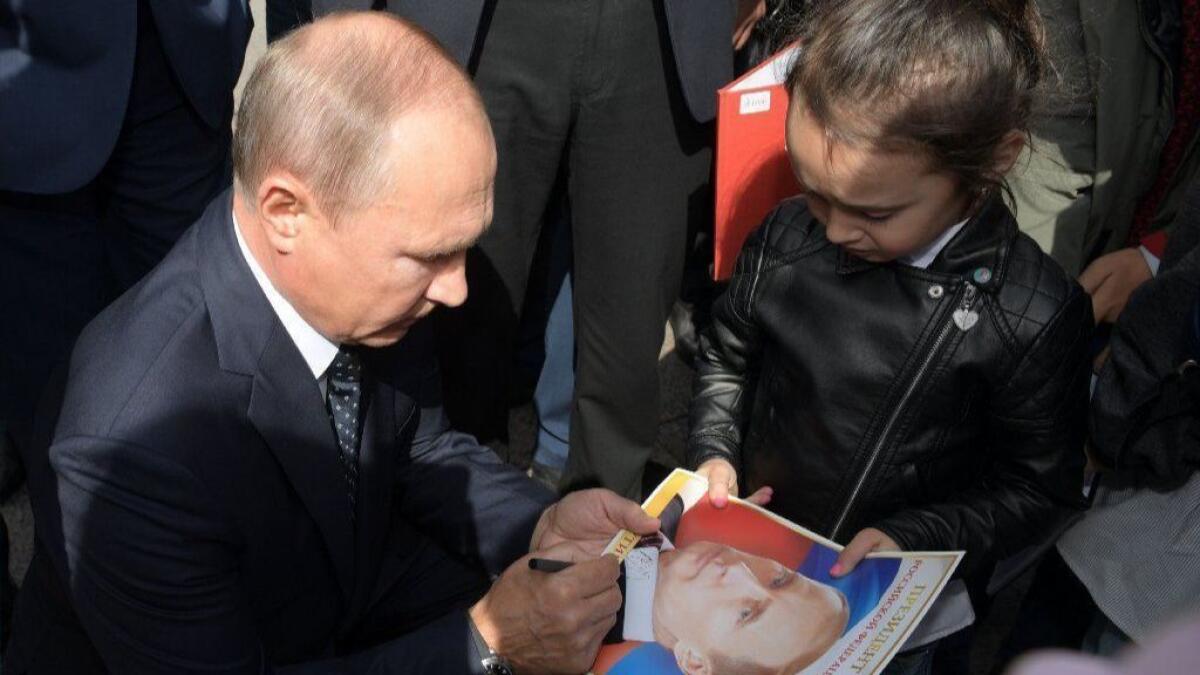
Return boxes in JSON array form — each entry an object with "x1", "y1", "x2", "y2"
[{"x1": 1139, "y1": 245, "x2": 1161, "y2": 277}]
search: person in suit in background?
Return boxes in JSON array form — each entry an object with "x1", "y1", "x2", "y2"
[
  {"x1": 3, "y1": 14, "x2": 659, "y2": 674},
  {"x1": 454, "y1": 0, "x2": 761, "y2": 498},
  {"x1": 0, "y1": 0, "x2": 253, "y2": 642},
  {"x1": 267, "y1": 0, "x2": 313, "y2": 42},
  {"x1": 310, "y1": 0, "x2": 763, "y2": 498},
  {"x1": 0, "y1": 0, "x2": 253, "y2": 491},
  {"x1": 301, "y1": 3, "x2": 769, "y2": 499},
  {"x1": 310, "y1": 0, "x2": 486, "y2": 67}
]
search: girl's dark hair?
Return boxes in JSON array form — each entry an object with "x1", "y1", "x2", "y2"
[{"x1": 785, "y1": 0, "x2": 1047, "y2": 200}]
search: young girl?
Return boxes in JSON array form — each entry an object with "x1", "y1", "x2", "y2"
[{"x1": 688, "y1": 0, "x2": 1093, "y2": 670}]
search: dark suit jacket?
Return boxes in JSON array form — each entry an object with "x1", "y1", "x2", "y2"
[
  {"x1": 7, "y1": 191, "x2": 554, "y2": 674},
  {"x1": 0, "y1": 0, "x2": 252, "y2": 194},
  {"x1": 310, "y1": 0, "x2": 734, "y2": 123},
  {"x1": 1091, "y1": 178, "x2": 1200, "y2": 485}
]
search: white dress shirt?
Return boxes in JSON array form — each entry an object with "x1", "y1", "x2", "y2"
[
  {"x1": 233, "y1": 212, "x2": 340, "y2": 394},
  {"x1": 901, "y1": 218, "x2": 969, "y2": 270}
]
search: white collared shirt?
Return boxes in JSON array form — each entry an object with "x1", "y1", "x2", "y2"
[
  {"x1": 233, "y1": 212, "x2": 340, "y2": 393},
  {"x1": 901, "y1": 218, "x2": 969, "y2": 270}
]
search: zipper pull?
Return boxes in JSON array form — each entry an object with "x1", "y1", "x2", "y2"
[{"x1": 953, "y1": 282, "x2": 979, "y2": 332}]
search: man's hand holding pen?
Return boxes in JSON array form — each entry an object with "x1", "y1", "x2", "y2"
[{"x1": 469, "y1": 489, "x2": 659, "y2": 673}]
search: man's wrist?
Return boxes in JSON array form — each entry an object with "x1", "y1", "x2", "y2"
[{"x1": 467, "y1": 603, "x2": 514, "y2": 675}]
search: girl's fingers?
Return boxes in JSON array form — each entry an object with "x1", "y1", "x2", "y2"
[{"x1": 744, "y1": 486, "x2": 773, "y2": 506}]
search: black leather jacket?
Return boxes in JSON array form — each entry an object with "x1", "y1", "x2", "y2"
[{"x1": 688, "y1": 196, "x2": 1093, "y2": 575}]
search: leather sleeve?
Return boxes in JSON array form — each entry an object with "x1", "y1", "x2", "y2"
[
  {"x1": 873, "y1": 284, "x2": 1093, "y2": 575},
  {"x1": 685, "y1": 214, "x2": 772, "y2": 472}
]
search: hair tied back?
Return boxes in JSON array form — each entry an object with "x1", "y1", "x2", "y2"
[{"x1": 978, "y1": 0, "x2": 1047, "y2": 89}]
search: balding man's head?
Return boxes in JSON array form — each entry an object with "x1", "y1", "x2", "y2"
[
  {"x1": 229, "y1": 12, "x2": 495, "y2": 348},
  {"x1": 232, "y1": 12, "x2": 486, "y2": 219}
]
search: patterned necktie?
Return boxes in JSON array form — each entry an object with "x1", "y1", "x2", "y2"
[{"x1": 326, "y1": 347, "x2": 363, "y2": 519}]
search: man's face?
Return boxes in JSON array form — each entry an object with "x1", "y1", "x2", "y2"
[
  {"x1": 784, "y1": 102, "x2": 972, "y2": 264},
  {"x1": 654, "y1": 541, "x2": 849, "y2": 673},
  {"x1": 278, "y1": 105, "x2": 496, "y2": 347}
]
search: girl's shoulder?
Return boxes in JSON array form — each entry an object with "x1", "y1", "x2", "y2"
[{"x1": 992, "y1": 231, "x2": 1091, "y2": 344}]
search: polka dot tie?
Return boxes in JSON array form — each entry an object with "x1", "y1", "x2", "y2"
[{"x1": 326, "y1": 347, "x2": 363, "y2": 520}]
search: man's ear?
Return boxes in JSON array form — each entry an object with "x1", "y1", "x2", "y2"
[
  {"x1": 990, "y1": 129, "x2": 1027, "y2": 178},
  {"x1": 255, "y1": 173, "x2": 321, "y2": 255},
  {"x1": 673, "y1": 641, "x2": 713, "y2": 675}
]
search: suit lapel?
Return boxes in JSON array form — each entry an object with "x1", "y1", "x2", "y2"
[
  {"x1": 245, "y1": 313, "x2": 357, "y2": 602},
  {"x1": 198, "y1": 191, "x2": 356, "y2": 601},
  {"x1": 341, "y1": 369, "x2": 405, "y2": 625},
  {"x1": 198, "y1": 190, "x2": 414, "y2": 614}
]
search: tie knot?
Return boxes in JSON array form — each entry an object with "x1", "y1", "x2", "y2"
[{"x1": 329, "y1": 347, "x2": 362, "y2": 387}]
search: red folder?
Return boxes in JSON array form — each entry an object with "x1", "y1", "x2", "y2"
[{"x1": 713, "y1": 45, "x2": 802, "y2": 280}]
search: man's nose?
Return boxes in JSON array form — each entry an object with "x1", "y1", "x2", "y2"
[{"x1": 426, "y1": 259, "x2": 469, "y2": 308}]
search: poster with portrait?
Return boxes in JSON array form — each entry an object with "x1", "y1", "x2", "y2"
[{"x1": 592, "y1": 469, "x2": 963, "y2": 675}]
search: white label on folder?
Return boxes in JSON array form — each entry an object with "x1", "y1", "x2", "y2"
[{"x1": 739, "y1": 90, "x2": 772, "y2": 115}]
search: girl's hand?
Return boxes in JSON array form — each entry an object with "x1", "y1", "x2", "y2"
[
  {"x1": 831, "y1": 528, "x2": 900, "y2": 577},
  {"x1": 696, "y1": 458, "x2": 773, "y2": 508}
]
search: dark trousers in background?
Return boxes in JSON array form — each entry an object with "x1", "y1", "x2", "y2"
[
  {"x1": 0, "y1": 4, "x2": 232, "y2": 456},
  {"x1": 989, "y1": 549, "x2": 1097, "y2": 674},
  {"x1": 266, "y1": 0, "x2": 314, "y2": 43},
  {"x1": 435, "y1": 0, "x2": 713, "y2": 499}
]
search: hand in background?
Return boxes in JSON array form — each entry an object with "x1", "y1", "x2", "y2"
[
  {"x1": 734, "y1": 0, "x2": 768, "y2": 50},
  {"x1": 1080, "y1": 247, "x2": 1153, "y2": 324},
  {"x1": 696, "y1": 457, "x2": 773, "y2": 508},
  {"x1": 530, "y1": 488, "x2": 659, "y2": 559},
  {"x1": 831, "y1": 528, "x2": 900, "y2": 577},
  {"x1": 470, "y1": 545, "x2": 621, "y2": 674}
]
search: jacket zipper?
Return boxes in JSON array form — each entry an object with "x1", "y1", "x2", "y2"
[{"x1": 828, "y1": 281, "x2": 979, "y2": 541}]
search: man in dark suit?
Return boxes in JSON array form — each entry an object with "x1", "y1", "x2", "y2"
[
  {"x1": 309, "y1": 0, "x2": 486, "y2": 66},
  {"x1": 312, "y1": 0, "x2": 762, "y2": 498},
  {"x1": 0, "y1": 0, "x2": 252, "y2": 489},
  {"x1": 5, "y1": 13, "x2": 657, "y2": 674}
]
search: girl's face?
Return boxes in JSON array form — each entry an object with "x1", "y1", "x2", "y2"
[{"x1": 784, "y1": 102, "x2": 973, "y2": 263}]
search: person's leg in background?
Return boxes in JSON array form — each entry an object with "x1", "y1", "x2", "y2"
[
  {"x1": 0, "y1": 188, "x2": 110, "y2": 494},
  {"x1": 435, "y1": 0, "x2": 581, "y2": 445},
  {"x1": 101, "y1": 2, "x2": 234, "y2": 292},
  {"x1": 671, "y1": 14, "x2": 778, "y2": 367},
  {"x1": 530, "y1": 201, "x2": 574, "y2": 487},
  {"x1": 0, "y1": 195, "x2": 97, "y2": 638},
  {"x1": 0, "y1": 0, "x2": 231, "y2": 478},
  {"x1": 989, "y1": 549, "x2": 1097, "y2": 674},
  {"x1": 562, "y1": 0, "x2": 713, "y2": 499},
  {"x1": 0, "y1": 2, "x2": 235, "y2": 646},
  {"x1": 266, "y1": 0, "x2": 313, "y2": 43},
  {"x1": 669, "y1": 189, "x2": 715, "y2": 367}
]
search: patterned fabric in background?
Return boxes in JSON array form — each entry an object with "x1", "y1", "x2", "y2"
[{"x1": 1129, "y1": 0, "x2": 1199, "y2": 243}]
